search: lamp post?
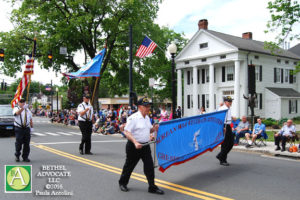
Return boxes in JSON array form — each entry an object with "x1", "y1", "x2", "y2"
[
  {"x1": 168, "y1": 41, "x2": 177, "y2": 119},
  {"x1": 56, "y1": 87, "x2": 59, "y2": 114}
]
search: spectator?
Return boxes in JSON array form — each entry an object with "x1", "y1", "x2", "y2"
[
  {"x1": 233, "y1": 116, "x2": 249, "y2": 145},
  {"x1": 159, "y1": 105, "x2": 168, "y2": 122},
  {"x1": 274, "y1": 119, "x2": 296, "y2": 152},
  {"x1": 176, "y1": 106, "x2": 182, "y2": 118},
  {"x1": 200, "y1": 106, "x2": 206, "y2": 114},
  {"x1": 245, "y1": 118, "x2": 266, "y2": 148}
]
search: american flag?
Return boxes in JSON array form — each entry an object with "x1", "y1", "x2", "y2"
[
  {"x1": 11, "y1": 57, "x2": 35, "y2": 108},
  {"x1": 135, "y1": 36, "x2": 157, "y2": 58},
  {"x1": 45, "y1": 85, "x2": 52, "y2": 91}
]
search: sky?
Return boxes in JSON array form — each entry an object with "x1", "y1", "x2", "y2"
[{"x1": 0, "y1": 0, "x2": 299, "y2": 86}]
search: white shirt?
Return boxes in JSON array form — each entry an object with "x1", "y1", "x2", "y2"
[
  {"x1": 280, "y1": 125, "x2": 296, "y2": 136},
  {"x1": 77, "y1": 102, "x2": 93, "y2": 121},
  {"x1": 218, "y1": 104, "x2": 231, "y2": 124},
  {"x1": 124, "y1": 111, "x2": 152, "y2": 143},
  {"x1": 13, "y1": 107, "x2": 32, "y2": 128}
]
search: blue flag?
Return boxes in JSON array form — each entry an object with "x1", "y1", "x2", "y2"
[
  {"x1": 156, "y1": 110, "x2": 227, "y2": 172},
  {"x1": 63, "y1": 48, "x2": 106, "y2": 79}
]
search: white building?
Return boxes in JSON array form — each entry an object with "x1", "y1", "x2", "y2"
[{"x1": 176, "y1": 19, "x2": 300, "y2": 120}]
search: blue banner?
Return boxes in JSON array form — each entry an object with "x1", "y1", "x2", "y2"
[
  {"x1": 156, "y1": 110, "x2": 227, "y2": 172},
  {"x1": 63, "y1": 48, "x2": 106, "y2": 79}
]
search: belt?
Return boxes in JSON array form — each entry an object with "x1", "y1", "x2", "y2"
[{"x1": 15, "y1": 126, "x2": 30, "y2": 129}]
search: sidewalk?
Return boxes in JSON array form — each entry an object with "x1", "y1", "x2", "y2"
[{"x1": 232, "y1": 141, "x2": 300, "y2": 159}]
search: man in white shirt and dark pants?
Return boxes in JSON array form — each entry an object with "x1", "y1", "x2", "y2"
[
  {"x1": 216, "y1": 96, "x2": 234, "y2": 166},
  {"x1": 77, "y1": 94, "x2": 94, "y2": 155},
  {"x1": 13, "y1": 98, "x2": 33, "y2": 162},
  {"x1": 119, "y1": 97, "x2": 164, "y2": 195}
]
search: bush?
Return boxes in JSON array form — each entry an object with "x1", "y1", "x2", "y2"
[
  {"x1": 278, "y1": 118, "x2": 288, "y2": 126},
  {"x1": 262, "y1": 118, "x2": 277, "y2": 126}
]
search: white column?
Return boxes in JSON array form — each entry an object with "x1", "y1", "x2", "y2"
[
  {"x1": 243, "y1": 61, "x2": 248, "y2": 117},
  {"x1": 177, "y1": 69, "x2": 182, "y2": 110},
  {"x1": 234, "y1": 60, "x2": 240, "y2": 117},
  {"x1": 193, "y1": 66, "x2": 198, "y2": 115},
  {"x1": 209, "y1": 64, "x2": 214, "y2": 112}
]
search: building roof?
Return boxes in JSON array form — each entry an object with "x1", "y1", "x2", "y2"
[
  {"x1": 206, "y1": 30, "x2": 300, "y2": 60},
  {"x1": 266, "y1": 87, "x2": 300, "y2": 97},
  {"x1": 289, "y1": 44, "x2": 300, "y2": 57}
]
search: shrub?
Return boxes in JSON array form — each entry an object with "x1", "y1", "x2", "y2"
[{"x1": 262, "y1": 118, "x2": 277, "y2": 126}]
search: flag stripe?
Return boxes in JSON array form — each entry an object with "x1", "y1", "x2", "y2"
[
  {"x1": 135, "y1": 36, "x2": 157, "y2": 58},
  {"x1": 11, "y1": 57, "x2": 34, "y2": 108}
]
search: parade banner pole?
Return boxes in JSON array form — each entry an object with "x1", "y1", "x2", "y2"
[{"x1": 153, "y1": 130, "x2": 158, "y2": 168}]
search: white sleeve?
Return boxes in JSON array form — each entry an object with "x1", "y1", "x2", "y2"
[
  {"x1": 13, "y1": 107, "x2": 19, "y2": 115},
  {"x1": 124, "y1": 117, "x2": 135, "y2": 133},
  {"x1": 77, "y1": 104, "x2": 84, "y2": 113}
]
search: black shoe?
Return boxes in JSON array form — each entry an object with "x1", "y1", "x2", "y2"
[
  {"x1": 23, "y1": 158, "x2": 30, "y2": 162},
  {"x1": 119, "y1": 184, "x2": 129, "y2": 192},
  {"x1": 148, "y1": 186, "x2": 164, "y2": 195},
  {"x1": 79, "y1": 150, "x2": 84, "y2": 155},
  {"x1": 245, "y1": 144, "x2": 253, "y2": 148},
  {"x1": 15, "y1": 156, "x2": 20, "y2": 162},
  {"x1": 220, "y1": 161, "x2": 230, "y2": 166},
  {"x1": 275, "y1": 146, "x2": 281, "y2": 151},
  {"x1": 85, "y1": 152, "x2": 93, "y2": 155}
]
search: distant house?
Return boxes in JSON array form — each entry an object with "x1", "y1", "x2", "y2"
[{"x1": 176, "y1": 19, "x2": 300, "y2": 120}]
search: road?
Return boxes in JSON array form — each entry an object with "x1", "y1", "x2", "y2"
[{"x1": 0, "y1": 117, "x2": 299, "y2": 200}]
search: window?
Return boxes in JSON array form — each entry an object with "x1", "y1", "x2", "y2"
[
  {"x1": 187, "y1": 95, "x2": 190, "y2": 109},
  {"x1": 284, "y1": 69, "x2": 289, "y2": 83},
  {"x1": 220, "y1": 55, "x2": 226, "y2": 59},
  {"x1": 289, "y1": 100, "x2": 297, "y2": 114},
  {"x1": 277, "y1": 59, "x2": 281, "y2": 63},
  {"x1": 285, "y1": 60, "x2": 289, "y2": 64},
  {"x1": 254, "y1": 93, "x2": 263, "y2": 109},
  {"x1": 197, "y1": 69, "x2": 200, "y2": 84},
  {"x1": 255, "y1": 55, "x2": 259, "y2": 59},
  {"x1": 205, "y1": 68, "x2": 209, "y2": 82},
  {"x1": 184, "y1": 61, "x2": 189, "y2": 65},
  {"x1": 199, "y1": 42, "x2": 208, "y2": 49},
  {"x1": 255, "y1": 66, "x2": 260, "y2": 81},
  {"x1": 223, "y1": 90, "x2": 234, "y2": 96},
  {"x1": 201, "y1": 58, "x2": 207, "y2": 62},
  {"x1": 187, "y1": 70, "x2": 191, "y2": 85},
  {"x1": 205, "y1": 94, "x2": 209, "y2": 109},
  {"x1": 198, "y1": 95, "x2": 200, "y2": 109},
  {"x1": 274, "y1": 68, "x2": 281, "y2": 83},
  {"x1": 191, "y1": 95, "x2": 193, "y2": 108},
  {"x1": 226, "y1": 66, "x2": 234, "y2": 81},
  {"x1": 294, "y1": 62, "x2": 298, "y2": 65}
]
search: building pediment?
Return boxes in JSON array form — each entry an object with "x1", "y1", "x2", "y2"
[{"x1": 176, "y1": 29, "x2": 238, "y2": 62}]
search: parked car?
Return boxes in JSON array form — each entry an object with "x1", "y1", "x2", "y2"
[{"x1": 0, "y1": 104, "x2": 14, "y2": 137}]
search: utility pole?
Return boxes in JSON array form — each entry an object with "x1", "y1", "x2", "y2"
[
  {"x1": 51, "y1": 80, "x2": 53, "y2": 116},
  {"x1": 129, "y1": 24, "x2": 133, "y2": 107}
]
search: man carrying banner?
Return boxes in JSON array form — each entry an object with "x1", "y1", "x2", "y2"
[
  {"x1": 118, "y1": 97, "x2": 164, "y2": 195},
  {"x1": 216, "y1": 96, "x2": 234, "y2": 166},
  {"x1": 77, "y1": 94, "x2": 94, "y2": 155},
  {"x1": 13, "y1": 98, "x2": 33, "y2": 162}
]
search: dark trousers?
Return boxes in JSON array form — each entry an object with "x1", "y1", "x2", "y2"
[
  {"x1": 78, "y1": 121, "x2": 92, "y2": 153},
  {"x1": 234, "y1": 130, "x2": 248, "y2": 144},
  {"x1": 15, "y1": 127, "x2": 31, "y2": 159},
  {"x1": 275, "y1": 135, "x2": 288, "y2": 148},
  {"x1": 119, "y1": 141, "x2": 155, "y2": 188},
  {"x1": 217, "y1": 124, "x2": 234, "y2": 162}
]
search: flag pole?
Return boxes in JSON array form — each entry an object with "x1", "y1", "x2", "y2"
[
  {"x1": 145, "y1": 34, "x2": 165, "y2": 54},
  {"x1": 91, "y1": 41, "x2": 107, "y2": 107},
  {"x1": 26, "y1": 37, "x2": 37, "y2": 103}
]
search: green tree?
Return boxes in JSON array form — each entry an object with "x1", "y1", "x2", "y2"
[{"x1": 265, "y1": 0, "x2": 300, "y2": 69}]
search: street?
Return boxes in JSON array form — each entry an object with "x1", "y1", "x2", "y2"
[{"x1": 0, "y1": 117, "x2": 299, "y2": 200}]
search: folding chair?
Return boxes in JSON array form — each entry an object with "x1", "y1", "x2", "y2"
[
  {"x1": 255, "y1": 131, "x2": 268, "y2": 147},
  {"x1": 239, "y1": 134, "x2": 249, "y2": 145}
]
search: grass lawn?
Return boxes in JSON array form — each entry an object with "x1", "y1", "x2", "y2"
[{"x1": 265, "y1": 131, "x2": 300, "y2": 143}]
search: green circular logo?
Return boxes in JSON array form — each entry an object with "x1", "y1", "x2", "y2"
[{"x1": 7, "y1": 167, "x2": 30, "y2": 190}]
